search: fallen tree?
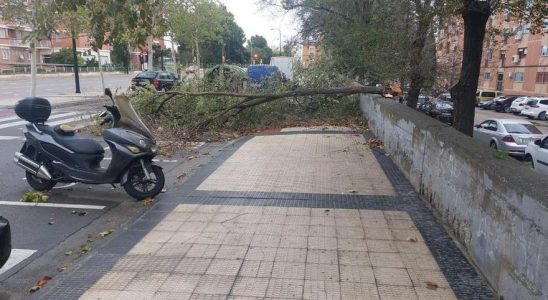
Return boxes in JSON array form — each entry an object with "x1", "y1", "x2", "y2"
[{"x1": 149, "y1": 85, "x2": 384, "y2": 131}]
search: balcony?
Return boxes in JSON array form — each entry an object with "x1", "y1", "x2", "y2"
[
  {"x1": 7, "y1": 39, "x2": 50, "y2": 49},
  {"x1": 9, "y1": 39, "x2": 30, "y2": 47},
  {"x1": 36, "y1": 40, "x2": 51, "y2": 49}
]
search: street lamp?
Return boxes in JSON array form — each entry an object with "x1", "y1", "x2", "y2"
[{"x1": 270, "y1": 28, "x2": 282, "y2": 55}]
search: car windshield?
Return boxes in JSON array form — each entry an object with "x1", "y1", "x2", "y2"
[
  {"x1": 114, "y1": 95, "x2": 154, "y2": 139},
  {"x1": 503, "y1": 123, "x2": 542, "y2": 134},
  {"x1": 526, "y1": 100, "x2": 538, "y2": 106},
  {"x1": 135, "y1": 71, "x2": 157, "y2": 79}
]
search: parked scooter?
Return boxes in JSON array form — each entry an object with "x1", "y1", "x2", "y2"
[{"x1": 13, "y1": 89, "x2": 165, "y2": 200}]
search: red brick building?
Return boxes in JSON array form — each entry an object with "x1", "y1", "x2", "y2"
[{"x1": 436, "y1": 16, "x2": 548, "y2": 97}]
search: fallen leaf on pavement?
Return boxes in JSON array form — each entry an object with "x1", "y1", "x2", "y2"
[
  {"x1": 80, "y1": 243, "x2": 91, "y2": 254},
  {"x1": 161, "y1": 188, "x2": 167, "y2": 193},
  {"x1": 64, "y1": 251, "x2": 73, "y2": 256},
  {"x1": 144, "y1": 197, "x2": 155, "y2": 207},
  {"x1": 177, "y1": 172, "x2": 187, "y2": 181},
  {"x1": 348, "y1": 190, "x2": 358, "y2": 194},
  {"x1": 29, "y1": 275, "x2": 53, "y2": 292},
  {"x1": 407, "y1": 237, "x2": 418, "y2": 243},
  {"x1": 57, "y1": 264, "x2": 69, "y2": 273},
  {"x1": 425, "y1": 281, "x2": 439, "y2": 290},
  {"x1": 99, "y1": 230, "x2": 114, "y2": 237}
]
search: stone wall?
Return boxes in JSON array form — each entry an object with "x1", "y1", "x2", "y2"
[{"x1": 359, "y1": 94, "x2": 548, "y2": 300}]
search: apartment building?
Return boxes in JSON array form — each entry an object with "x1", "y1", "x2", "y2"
[
  {"x1": 0, "y1": 22, "x2": 51, "y2": 68},
  {"x1": 437, "y1": 16, "x2": 548, "y2": 97},
  {"x1": 300, "y1": 40, "x2": 324, "y2": 68}
]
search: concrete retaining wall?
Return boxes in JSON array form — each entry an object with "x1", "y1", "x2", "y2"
[{"x1": 359, "y1": 94, "x2": 548, "y2": 300}]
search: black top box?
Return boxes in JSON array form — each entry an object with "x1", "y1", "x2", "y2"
[{"x1": 15, "y1": 97, "x2": 51, "y2": 123}]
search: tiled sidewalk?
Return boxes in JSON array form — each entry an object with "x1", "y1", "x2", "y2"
[{"x1": 38, "y1": 129, "x2": 494, "y2": 300}]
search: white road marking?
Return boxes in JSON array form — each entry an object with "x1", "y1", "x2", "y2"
[
  {"x1": 0, "y1": 115, "x2": 23, "y2": 123},
  {"x1": 0, "y1": 136, "x2": 24, "y2": 141},
  {"x1": 0, "y1": 112, "x2": 82, "y2": 129},
  {"x1": 0, "y1": 201, "x2": 105, "y2": 210},
  {"x1": 0, "y1": 249, "x2": 37, "y2": 275},
  {"x1": 46, "y1": 116, "x2": 90, "y2": 127}
]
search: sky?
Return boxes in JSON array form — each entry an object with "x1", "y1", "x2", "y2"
[{"x1": 221, "y1": 0, "x2": 300, "y2": 50}]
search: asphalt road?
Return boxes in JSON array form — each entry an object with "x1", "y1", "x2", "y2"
[
  {"x1": 0, "y1": 73, "x2": 135, "y2": 101},
  {"x1": 0, "y1": 101, "x2": 224, "y2": 298}
]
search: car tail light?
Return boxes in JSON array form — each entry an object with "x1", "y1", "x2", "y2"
[
  {"x1": 152, "y1": 79, "x2": 159, "y2": 87},
  {"x1": 502, "y1": 135, "x2": 515, "y2": 142}
]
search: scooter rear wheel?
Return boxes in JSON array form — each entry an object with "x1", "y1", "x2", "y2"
[
  {"x1": 26, "y1": 171, "x2": 57, "y2": 191},
  {"x1": 123, "y1": 164, "x2": 165, "y2": 200}
]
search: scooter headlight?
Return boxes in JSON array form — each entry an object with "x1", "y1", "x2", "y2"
[
  {"x1": 126, "y1": 145, "x2": 141, "y2": 154},
  {"x1": 139, "y1": 139, "x2": 151, "y2": 148}
]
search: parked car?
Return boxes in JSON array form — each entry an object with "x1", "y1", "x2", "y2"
[
  {"x1": 510, "y1": 96, "x2": 530, "y2": 115},
  {"x1": 438, "y1": 92, "x2": 452, "y2": 102},
  {"x1": 493, "y1": 96, "x2": 520, "y2": 113},
  {"x1": 205, "y1": 64, "x2": 248, "y2": 90},
  {"x1": 0, "y1": 216, "x2": 11, "y2": 269},
  {"x1": 479, "y1": 99, "x2": 496, "y2": 110},
  {"x1": 131, "y1": 71, "x2": 178, "y2": 91},
  {"x1": 525, "y1": 136, "x2": 548, "y2": 174},
  {"x1": 473, "y1": 119, "x2": 544, "y2": 157},
  {"x1": 247, "y1": 64, "x2": 286, "y2": 85},
  {"x1": 520, "y1": 98, "x2": 548, "y2": 120},
  {"x1": 420, "y1": 101, "x2": 454, "y2": 124},
  {"x1": 476, "y1": 90, "x2": 502, "y2": 106}
]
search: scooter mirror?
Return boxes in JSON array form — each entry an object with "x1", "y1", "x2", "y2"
[{"x1": 104, "y1": 88, "x2": 114, "y2": 105}]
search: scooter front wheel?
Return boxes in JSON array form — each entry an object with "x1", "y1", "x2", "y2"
[{"x1": 123, "y1": 164, "x2": 165, "y2": 200}]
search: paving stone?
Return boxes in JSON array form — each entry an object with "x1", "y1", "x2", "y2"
[
  {"x1": 365, "y1": 239, "x2": 398, "y2": 253},
  {"x1": 338, "y1": 251, "x2": 370, "y2": 266},
  {"x1": 339, "y1": 265, "x2": 375, "y2": 283},
  {"x1": 125, "y1": 272, "x2": 170, "y2": 292},
  {"x1": 158, "y1": 274, "x2": 200, "y2": 293},
  {"x1": 174, "y1": 258, "x2": 212, "y2": 274},
  {"x1": 303, "y1": 280, "x2": 341, "y2": 300},
  {"x1": 189, "y1": 294, "x2": 227, "y2": 300},
  {"x1": 309, "y1": 225, "x2": 336, "y2": 237},
  {"x1": 308, "y1": 236, "x2": 338, "y2": 250},
  {"x1": 155, "y1": 243, "x2": 192, "y2": 257},
  {"x1": 284, "y1": 215, "x2": 311, "y2": 225},
  {"x1": 400, "y1": 252, "x2": 440, "y2": 270},
  {"x1": 142, "y1": 231, "x2": 176, "y2": 243},
  {"x1": 206, "y1": 259, "x2": 244, "y2": 276},
  {"x1": 255, "y1": 224, "x2": 284, "y2": 235},
  {"x1": 395, "y1": 241, "x2": 431, "y2": 254},
  {"x1": 117, "y1": 290, "x2": 155, "y2": 300},
  {"x1": 339, "y1": 282, "x2": 379, "y2": 300},
  {"x1": 336, "y1": 226, "x2": 365, "y2": 239},
  {"x1": 164, "y1": 212, "x2": 193, "y2": 222},
  {"x1": 179, "y1": 221, "x2": 209, "y2": 232},
  {"x1": 142, "y1": 256, "x2": 182, "y2": 273},
  {"x1": 231, "y1": 277, "x2": 270, "y2": 297},
  {"x1": 194, "y1": 275, "x2": 236, "y2": 295},
  {"x1": 335, "y1": 217, "x2": 362, "y2": 227},
  {"x1": 223, "y1": 233, "x2": 254, "y2": 246},
  {"x1": 282, "y1": 224, "x2": 310, "y2": 236},
  {"x1": 306, "y1": 249, "x2": 338, "y2": 265},
  {"x1": 414, "y1": 287, "x2": 458, "y2": 300},
  {"x1": 174, "y1": 204, "x2": 200, "y2": 212},
  {"x1": 266, "y1": 278, "x2": 304, "y2": 298},
  {"x1": 373, "y1": 267, "x2": 413, "y2": 286},
  {"x1": 377, "y1": 285, "x2": 418, "y2": 300},
  {"x1": 363, "y1": 228, "x2": 393, "y2": 240},
  {"x1": 271, "y1": 261, "x2": 306, "y2": 279},
  {"x1": 305, "y1": 263, "x2": 339, "y2": 281},
  {"x1": 239, "y1": 260, "x2": 274, "y2": 277},
  {"x1": 310, "y1": 216, "x2": 336, "y2": 227},
  {"x1": 187, "y1": 213, "x2": 216, "y2": 222},
  {"x1": 251, "y1": 234, "x2": 281, "y2": 248},
  {"x1": 245, "y1": 247, "x2": 277, "y2": 261},
  {"x1": 79, "y1": 289, "x2": 122, "y2": 300},
  {"x1": 154, "y1": 220, "x2": 184, "y2": 232},
  {"x1": 169, "y1": 231, "x2": 200, "y2": 244},
  {"x1": 195, "y1": 232, "x2": 228, "y2": 245},
  {"x1": 369, "y1": 252, "x2": 405, "y2": 268},
  {"x1": 186, "y1": 244, "x2": 220, "y2": 259},
  {"x1": 215, "y1": 245, "x2": 248, "y2": 260},
  {"x1": 279, "y1": 235, "x2": 308, "y2": 248},
  {"x1": 391, "y1": 229, "x2": 424, "y2": 242},
  {"x1": 203, "y1": 223, "x2": 231, "y2": 233},
  {"x1": 154, "y1": 291, "x2": 192, "y2": 300},
  {"x1": 406, "y1": 269, "x2": 451, "y2": 289},
  {"x1": 90, "y1": 271, "x2": 137, "y2": 290},
  {"x1": 275, "y1": 248, "x2": 307, "y2": 263},
  {"x1": 260, "y1": 214, "x2": 287, "y2": 224},
  {"x1": 112, "y1": 255, "x2": 152, "y2": 271},
  {"x1": 212, "y1": 213, "x2": 241, "y2": 223},
  {"x1": 384, "y1": 211, "x2": 412, "y2": 221},
  {"x1": 128, "y1": 242, "x2": 163, "y2": 256},
  {"x1": 337, "y1": 238, "x2": 368, "y2": 251},
  {"x1": 286, "y1": 207, "x2": 312, "y2": 216}
]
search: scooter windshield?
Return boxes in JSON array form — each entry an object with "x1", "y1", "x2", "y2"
[{"x1": 114, "y1": 95, "x2": 154, "y2": 140}]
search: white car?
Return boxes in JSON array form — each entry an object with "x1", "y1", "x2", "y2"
[
  {"x1": 520, "y1": 98, "x2": 548, "y2": 120},
  {"x1": 525, "y1": 136, "x2": 548, "y2": 174},
  {"x1": 473, "y1": 119, "x2": 545, "y2": 157},
  {"x1": 510, "y1": 96, "x2": 530, "y2": 115}
]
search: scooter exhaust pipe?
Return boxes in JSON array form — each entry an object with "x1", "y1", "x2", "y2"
[{"x1": 13, "y1": 152, "x2": 52, "y2": 181}]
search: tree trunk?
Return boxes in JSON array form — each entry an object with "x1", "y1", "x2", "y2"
[
  {"x1": 406, "y1": 20, "x2": 429, "y2": 109},
  {"x1": 30, "y1": 42, "x2": 37, "y2": 97},
  {"x1": 71, "y1": 32, "x2": 81, "y2": 94},
  {"x1": 147, "y1": 36, "x2": 154, "y2": 71},
  {"x1": 98, "y1": 52, "x2": 105, "y2": 92},
  {"x1": 195, "y1": 39, "x2": 201, "y2": 67},
  {"x1": 451, "y1": 2, "x2": 490, "y2": 136},
  {"x1": 170, "y1": 34, "x2": 178, "y2": 77}
]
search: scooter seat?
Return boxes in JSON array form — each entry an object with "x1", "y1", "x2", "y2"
[{"x1": 38, "y1": 125, "x2": 104, "y2": 155}]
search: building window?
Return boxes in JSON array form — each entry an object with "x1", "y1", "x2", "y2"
[
  {"x1": 0, "y1": 28, "x2": 7, "y2": 38},
  {"x1": 518, "y1": 47, "x2": 527, "y2": 58},
  {"x1": 487, "y1": 49, "x2": 493, "y2": 61},
  {"x1": 484, "y1": 72, "x2": 491, "y2": 80},
  {"x1": 537, "y1": 72, "x2": 548, "y2": 84},
  {"x1": 541, "y1": 45, "x2": 548, "y2": 57},
  {"x1": 1, "y1": 48, "x2": 9, "y2": 60},
  {"x1": 513, "y1": 72, "x2": 524, "y2": 82},
  {"x1": 544, "y1": 19, "x2": 548, "y2": 31}
]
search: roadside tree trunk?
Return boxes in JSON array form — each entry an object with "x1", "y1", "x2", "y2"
[
  {"x1": 147, "y1": 36, "x2": 154, "y2": 71},
  {"x1": 98, "y1": 51, "x2": 105, "y2": 92},
  {"x1": 30, "y1": 41, "x2": 37, "y2": 97},
  {"x1": 451, "y1": 1, "x2": 491, "y2": 136},
  {"x1": 405, "y1": 3, "x2": 431, "y2": 109},
  {"x1": 71, "y1": 31, "x2": 81, "y2": 94},
  {"x1": 195, "y1": 39, "x2": 201, "y2": 67}
]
